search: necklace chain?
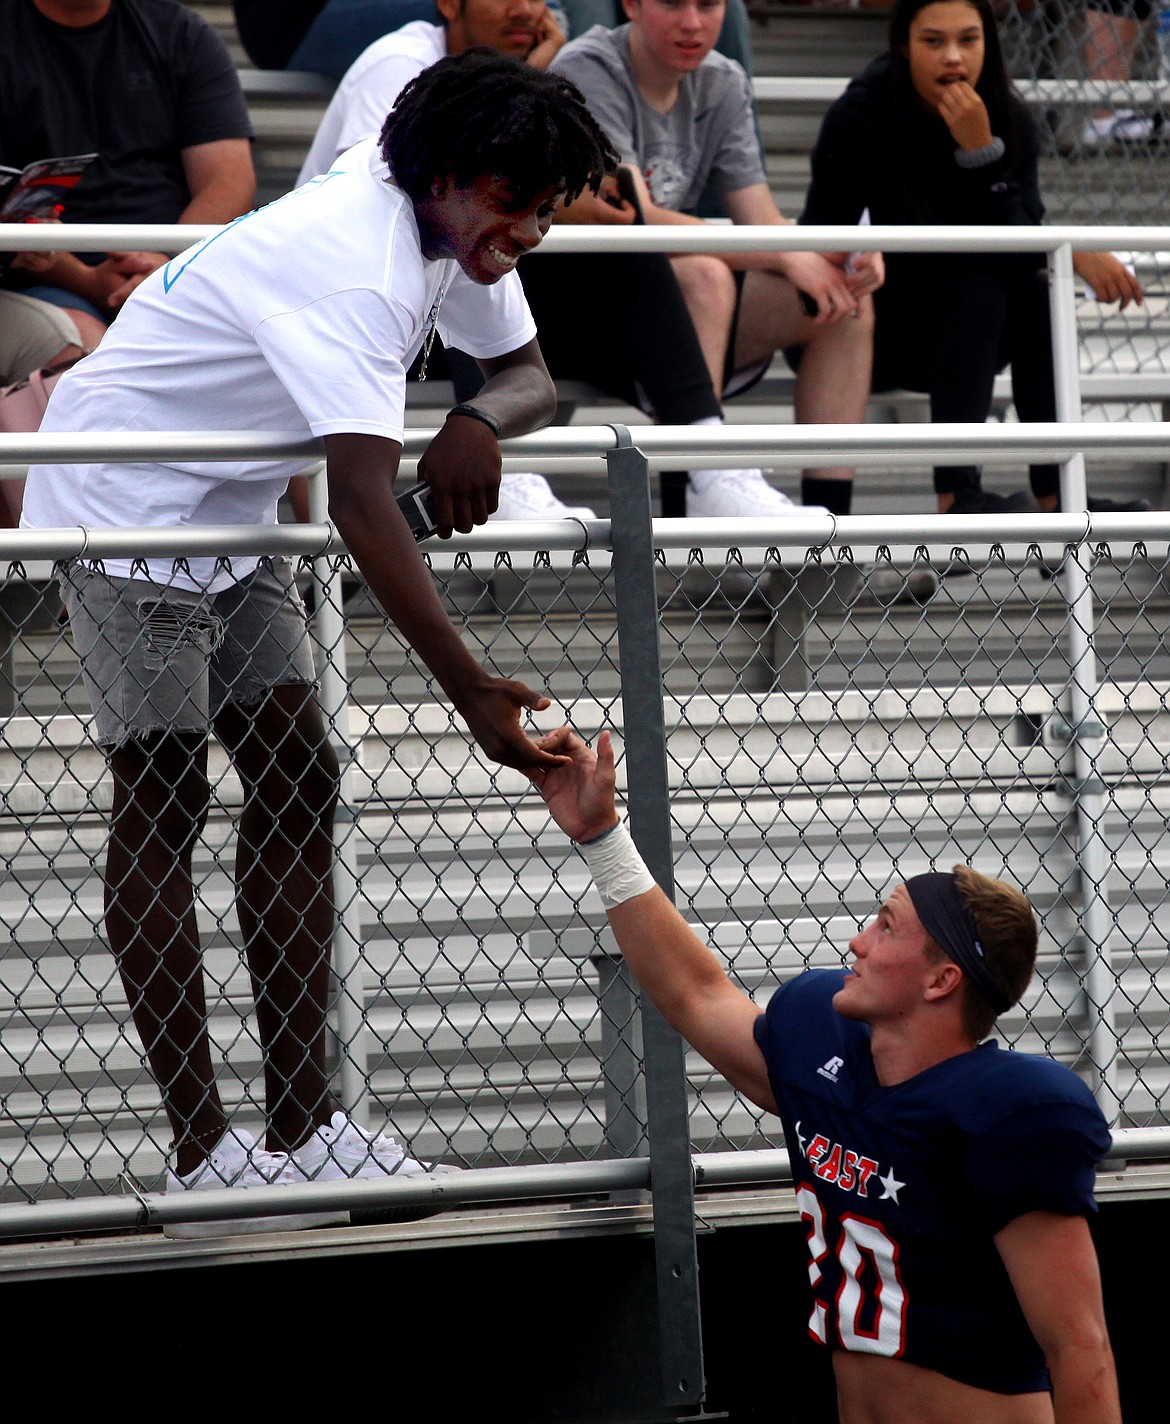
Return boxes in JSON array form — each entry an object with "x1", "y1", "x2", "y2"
[{"x1": 417, "y1": 273, "x2": 452, "y2": 382}]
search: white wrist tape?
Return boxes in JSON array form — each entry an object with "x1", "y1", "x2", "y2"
[{"x1": 578, "y1": 820, "x2": 657, "y2": 910}]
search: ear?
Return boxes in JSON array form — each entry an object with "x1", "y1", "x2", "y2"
[
  {"x1": 923, "y1": 959, "x2": 964, "y2": 1005},
  {"x1": 436, "y1": 0, "x2": 461, "y2": 25},
  {"x1": 621, "y1": 0, "x2": 640, "y2": 21}
]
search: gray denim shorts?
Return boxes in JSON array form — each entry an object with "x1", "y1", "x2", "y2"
[{"x1": 59, "y1": 557, "x2": 318, "y2": 748}]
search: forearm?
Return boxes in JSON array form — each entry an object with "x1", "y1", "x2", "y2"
[
  {"x1": 23, "y1": 251, "x2": 104, "y2": 305},
  {"x1": 465, "y1": 365, "x2": 556, "y2": 438},
  {"x1": 1049, "y1": 1343, "x2": 1122, "y2": 1424},
  {"x1": 330, "y1": 482, "x2": 485, "y2": 702},
  {"x1": 605, "y1": 878, "x2": 732, "y2": 1031}
]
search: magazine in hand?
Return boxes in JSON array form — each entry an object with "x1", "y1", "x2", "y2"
[{"x1": 0, "y1": 153, "x2": 96, "y2": 223}]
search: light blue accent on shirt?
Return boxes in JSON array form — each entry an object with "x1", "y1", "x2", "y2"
[{"x1": 163, "y1": 170, "x2": 346, "y2": 292}]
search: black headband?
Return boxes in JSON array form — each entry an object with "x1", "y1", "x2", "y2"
[{"x1": 905, "y1": 872, "x2": 1013, "y2": 1015}]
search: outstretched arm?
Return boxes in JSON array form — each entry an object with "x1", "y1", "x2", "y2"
[
  {"x1": 532, "y1": 727, "x2": 776, "y2": 1112},
  {"x1": 324, "y1": 431, "x2": 566, "y2": 772},
  {"x1": 996, "y1": 1212, "x2": 1121, "y2": 1424}
]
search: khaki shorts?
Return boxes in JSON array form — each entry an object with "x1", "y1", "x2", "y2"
[
  {"x1": 0, "y1": 290, "x2": 82, "y2": 385},
  {"x1": 59, "y1": 557, "x2": 318, "y2": 748}
]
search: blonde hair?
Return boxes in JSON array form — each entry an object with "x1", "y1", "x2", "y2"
[{"x1": 925, "y1": 866, "x2": 1038, "y2": 1040}]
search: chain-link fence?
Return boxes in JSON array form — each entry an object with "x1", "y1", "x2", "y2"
[{"x1": 2, "y1": 479, "x2": 1169, "y2": 1209}]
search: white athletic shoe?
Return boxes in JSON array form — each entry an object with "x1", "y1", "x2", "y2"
[
  {"x1": 490, "y1": 472, "x2": 596, "y2": 522},
  {"x1": 686, "y1": 469, "x2": 829, "y2": 520},
  {"x1": 291, "y1": 1111, "x2": 461, "y2": 1183},
  {"x1": 164, "y1": 1127, "x2": 347, "y2": 1238},
  {"x1": 1081, "y1": 110, "x2": 1154, "y2": 146}
]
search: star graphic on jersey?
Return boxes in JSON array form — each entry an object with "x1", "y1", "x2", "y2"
[
  {"x1": 878, "y1": 1167, "x2": 905, "y2": 1204},
  {"x1": 795, "y1": 1119, "x2": 808, "y2": 1154}
]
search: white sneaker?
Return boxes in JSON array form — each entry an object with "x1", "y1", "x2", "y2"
[
  {"x1": 686, "y1": 469, "x2": 830, "y2": 519},
  {"x1": 490, "y1": 472, "x2": 596, "y2": 522},
  {"x1": 164, "y1": 1127, "x2": 348, "y2": 1239},
  {"x1": 291, "y1": 1111, "x2": 461, "y2": 1183},
  {"x1": 1081, "y1": 110, "x2": 1153, "y2": 146}
]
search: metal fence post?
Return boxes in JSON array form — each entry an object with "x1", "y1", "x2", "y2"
[
  {"x1": 307, "y1": 465, "x2": 370, "y2": 1127},
  {"x1": 593, "y1": 951, "x2": 648, "y2": 1159},
  {"x1": 1048, "y1": 241, "x2": 1122, "y2": 1114},
  {"x1": 606, "y1": 427, "x2": 708, "y2": 1416}
]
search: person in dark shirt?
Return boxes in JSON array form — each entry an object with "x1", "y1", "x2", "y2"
[
  {"x1": 801, "y1": 0, "x2": 1143, "y2": 516},
  {"x1": 0, "y1": 0, "x2": 254, "y2": 377},
  {"x1": 531, "y1": 724, "x2": 1122, "y2": 1423}
]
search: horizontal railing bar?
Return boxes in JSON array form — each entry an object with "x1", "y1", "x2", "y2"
[
  {"x1": 0, "y1": 1159, "x2": 652, "y2": 1241},
  {"x1": 4, "y1": 511, "x2": 1169, "y2": 566},
  {"x1": 238, "y1": 69, "x2": 1170, "y2": 108},
  {"x1": 236, "y1": 67, "x2": 1170, "y2": 110},
  {"x1": 8, "y1": 420, "x2": 1170, "y2": 468},
  {"x1": 2, "y1": 224, "x2": 1169, "y2": 255},
  {"x1": 1, "y1": 1125, "x2": 1164, "y2": 1240},
  {"x1": 751, "y1": 76, "x2": 1170, "y2": 107}
]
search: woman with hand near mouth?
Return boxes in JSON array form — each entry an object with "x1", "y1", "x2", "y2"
[{"x1": 801, "y1": 0, "x2": 1145, "y2": 518}]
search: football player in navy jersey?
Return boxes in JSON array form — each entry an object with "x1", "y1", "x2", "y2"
[{"x1": 530, "y1": 727, "x2": 1121, "y2": 1424}]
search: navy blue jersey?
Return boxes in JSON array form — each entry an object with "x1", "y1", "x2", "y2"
[{"x1": 753, "y1": 971, "x2": 1111, "y2": 1394}]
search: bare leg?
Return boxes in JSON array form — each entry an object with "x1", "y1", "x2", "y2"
[
  {"x1": 105, "y1": 731, "x2": 226, "y2": 1178},
  {"x1": 670, "y1": 253, "x2": 738, "y2": 396},
  {"x1": 1082, "y1": 10, "x2": 1146, "y2": 134},
  {"x1": 214, "y1": 684, "x2": 341, "y2": 1155},
  {"x1": 1083, "y1": 10, "x2": 1142, "y2": 92},
  {"x1": 733, "y1": 269, "x2": 873, "y2": 487}
]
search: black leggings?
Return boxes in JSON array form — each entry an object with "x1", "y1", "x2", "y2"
[
  {"x1": 446, "y1": 252, "x2": 720, "y2": 423},
  {"x1": 513, "y1": 251, "x2": 722, "y2": 426},
  {"x1": 446, "y1": 251, "x2": 721, "y2": 515},
  {"x1": 872, "y1": 260, "x2": 1059, "y2": 501}
]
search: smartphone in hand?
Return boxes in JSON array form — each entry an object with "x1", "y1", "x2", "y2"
[{"x1": 397, "y1": 481, "x2": 438, "y2": 541}]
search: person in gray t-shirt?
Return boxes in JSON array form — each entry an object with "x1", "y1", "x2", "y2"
[{"x1": 553, "y1": 5, "x2": 883, "y2": 517}]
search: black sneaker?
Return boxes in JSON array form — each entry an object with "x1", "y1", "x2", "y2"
[
  {"x1": 1086, "y1": 496, "x2": 1153, "y2": 513},
  {"x1": 946, "y1": 490, "x2": 1034, "y2": 515}
]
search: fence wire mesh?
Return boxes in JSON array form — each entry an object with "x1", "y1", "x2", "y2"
[
  {"x1": 1003, "y1": 3, "x2": 1169, "y2": 388},
  {"x1": 1, "y1": 529, "x2": 1168, "y2": 1203}
]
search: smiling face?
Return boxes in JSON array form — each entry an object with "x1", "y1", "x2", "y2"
[
  {"x1": 832, "y1": 885, "x2": 941, "y2": 1027},
  {"x1": 904, "y1": 0, "x2": 986, "y2": 108},
  {"x1": 419, "y1": 174, "x2": 563, "y2": 283},
  {"x1": 623, "y1": 0, "x2": 726, "y2": 78},
  {"x1": 438, "y1": 0, "x2": 549, "y2": 60}
]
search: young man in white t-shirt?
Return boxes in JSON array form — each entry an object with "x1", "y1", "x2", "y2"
[
  {"x1": 297, "y1": 0, "x2": 594, "y2": 524},
  {"x1": 553, "y1": 0, "x2": 886, "y2": 518},
  {"x1": 21, "y1": 52, "x2": 617, "y2": 1230}
]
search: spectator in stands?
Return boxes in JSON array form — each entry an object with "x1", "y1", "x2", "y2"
[
  {"x1": 297, "y1": 0, "x2": 803, "y2": 522},
  {"x1": 801, "y1": 0, "x2": 1146, "y2": 515},
  {"x1": 531, "y1": 724, "x2": 1121, "y2": 1424},
  {"x1": 551, "y1": 0, "x2": 882, "y2": 518},
  {"x1": 0, "y1": 0, "x2": 256, "y2": 369},
  {"x1": 21, "y1": 53, "x2": 611, "y2": 1231},
  {"x1": 1081, "y1": 0, "x2": 1155, "y2": 147},
  {"x1": 233, "y1": 0, "x2": 754, "y2": 82}
]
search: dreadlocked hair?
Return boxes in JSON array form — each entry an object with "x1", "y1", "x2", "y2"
[{"x1": 381, "y1": 48, "x2": 618, "y2": 209}]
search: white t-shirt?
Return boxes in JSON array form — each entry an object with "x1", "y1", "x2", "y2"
[
  {"x1": 21, "y1": 137, "x2": 537, "y2": 591},
  {"x1": 298, "y1": 21, "x2": 447, "y2": 184}
]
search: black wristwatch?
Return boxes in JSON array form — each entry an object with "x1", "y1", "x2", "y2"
[{"x1": 447, "y1": 403, "x2": 501, "y2": 437}]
